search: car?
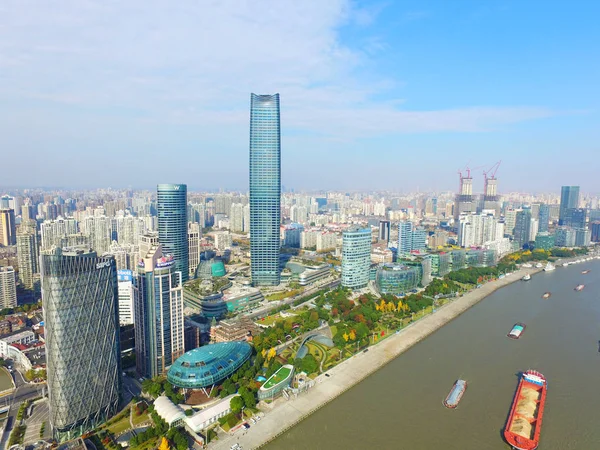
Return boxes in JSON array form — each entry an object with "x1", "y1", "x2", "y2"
[
  {"x1": 325, "y1": 373, "x2": 330, "y2": 377},
  {"x1": 243, "y1": 423, "x2": 250, "y2": 429},
  {"x1": 363, "y1": 349, "x2": 369, "y2": 353}
]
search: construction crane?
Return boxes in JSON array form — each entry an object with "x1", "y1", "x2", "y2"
[
  {"x1": 457, "y1": 163, "x2": 484, "y2": 193},
  {"x1": 483, "y1": 160, "x2": 501, "y2": 182}
]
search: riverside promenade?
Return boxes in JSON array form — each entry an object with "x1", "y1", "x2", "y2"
[{"x1": 210, "y1": 267, "x2": 539, "y2": 450}]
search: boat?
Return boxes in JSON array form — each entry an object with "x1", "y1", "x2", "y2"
[
  {"x1": 575, "y1": 284, "x2": 585, "y2": 291},
  {"x1": 522, "y1": 274, "x2": 531, "y2": 281},
  {"x1": 535, "y1": 263, "x2": 543, "y2": 269},
  {"x1": 503, "y1": 370, "x2": 547, "y2": 450},
  {"x1": 443, "y1": 379, "x2": 467, "y2": 409},
  {"x1": 522, "y1": 263, "x2": 532, "y2": 268},
  {"x1": 562, "y1": 263, "x2": 569, "y2": 267},
  {"x1": 542, "y1": 292, "x2": 551, "y2": 299},
  {"x1": 582, "y1": 270, "x2": 590, "y2": 274},
  {"x1": 507, "y1": 323, "x2": 526, "y2": 339},
  {"x1": 543, "y1": 263, "x2": 555, "y2": 272}
]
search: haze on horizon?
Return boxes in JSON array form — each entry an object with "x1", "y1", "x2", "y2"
[{"x1": 1, "y1": 1, "x2": 599, "y2": 192}]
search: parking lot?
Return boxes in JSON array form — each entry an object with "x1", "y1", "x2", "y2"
[{"x1": 23, "y1": 399, "x2": 51, "y2": 445}]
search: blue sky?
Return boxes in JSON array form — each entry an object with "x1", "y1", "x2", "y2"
[{"x1": 1, "y1": 0, "x2": 598, "y2": 193}]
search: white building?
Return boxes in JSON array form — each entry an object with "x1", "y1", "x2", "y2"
[
  {"x1": 316, "y1": 232, "x2": 337, "y2": 251},
  {"x1": 243, "y1": 204, "x2": 251, "y2": 233},
  {"x1": 185, "y1": 395, "x2": 233, "y2": 432},
  {"x1": 229, "y1": 203, "x2": 244, "y2": 232},
  {"x1": 40, "y1": 217, "x2": 78, "y2": 250},
  {"x1": 0, "y1": 330, "x2": 36, "y2": 356},
  {"x1": 0, "y1": 267, "x2": 17, "y2": 309},
  {"x1": 458, "y1": 214, "x2": 502, "y2": 248},
  {"x1": 214, "y1": 232, "x2": 233, "y2": 251},
  {"x1": 290, "y1": 205, "x2": 308, "y2": 224},
  {"x1": 82, "y1": 215, "x2": 112, "y2": 254},
  {"x1": 117, "y1": 270, "x2": 134, "y2": 326},
  {"x1": 300, "y1": 231, "x2": 318, "y2": 249}
]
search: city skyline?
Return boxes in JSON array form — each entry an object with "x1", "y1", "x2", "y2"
[{"x1": 1, "y1": 1, "x2": 599, "y2": 191}]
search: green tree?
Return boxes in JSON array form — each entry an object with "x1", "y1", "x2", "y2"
[{"x1": 230, "y1": 395, "x2": 244, "y2": 414}]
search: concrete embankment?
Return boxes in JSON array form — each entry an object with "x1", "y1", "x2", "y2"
[{"x1": 210, "y1": 268, "x2": 539, "y2": 450}]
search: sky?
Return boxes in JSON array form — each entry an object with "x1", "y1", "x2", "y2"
[{"x1": 1, "y1": 0, "x2": 599, "y2": 193}]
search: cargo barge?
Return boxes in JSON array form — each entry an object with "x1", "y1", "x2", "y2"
[
  {"x1": 541, "y1": 292, "x2": 551, "y2": 299},
  {"x1": 575, "y1": 284, "x2": 585, "y2": 291},
  {"x1": 504, "y1": 370, "x2": 547, "y2": 450},
  {"x1": 507, "y1": 323, "x2": 526, "y2": 340},
  {"x1": 443, "y1": 379, "x2": 467, "y2": 409}
]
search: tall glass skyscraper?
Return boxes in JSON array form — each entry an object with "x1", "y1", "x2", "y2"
[
  {"x1": 341, "y1": 227, "x2": 372, "y2": 290},
  {"x1": 41, "y1": 247, "x2": 120, "y2": 441},
  {"x1": 559, "y1": 186, "x2": 580, "y2": 225},
  {"x1": 249, "y1": 93, "x2": 281, "y2": 286},
  {"x1": 158, "y1": 184, "x2": 188, "y2": 283}
]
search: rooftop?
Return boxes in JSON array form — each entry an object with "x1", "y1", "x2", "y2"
[{"x1": 261, "y1": 365, "x2": 293, "y2": 390}]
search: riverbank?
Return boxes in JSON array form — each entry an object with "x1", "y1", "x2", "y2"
[{"x1": 210, "y1": 267, "x2": 540, "y2": 450}]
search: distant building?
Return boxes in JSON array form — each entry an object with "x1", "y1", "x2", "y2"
[
  {"x1": 565, "y1": 208, "x2": 587, "y2": 229},
  {"x1": 316, "y1": 232, "x2": 337, "y2": 252},
  {"x1": 538, "y1": 204, "x2": 550, "y2": 233},
  {"x1": 210, "y1": 316, "x2": 259, "y2": 343},
  {"x1": 397, "y1": 221, "x2": 413, "y2": 255},
  {"x1": 513, "y1": 208, "x2": 532, "y2": 248},
  {"x1": 16, "y1": 220, "x2": 39, "y2": 290},
  {"x1": 575, "y1": 228, "x2": 591, "y2": 247},
  {"x1": 40, "y1": 217, "x2": 78, "y2": 251},
  {"x1": 283, "y1": 224, "x2": 303, "y2": 248},
  {"x1": 591, "y1": 222, "x2": 600, "y2": 242},
  {"x1": 188, "y1": 223, "x2": 201, "y2": 278},
  {"x1": 341, "y1": 227, "x2": 371, "y2": 290},
  {"x1": 41, "y1": 247, "x2": 120, "y2": 442},
  {"x1": 378, "y1": 220, "x2": 391, "y2": 242},
  {"x1": 375, "y1": 263, "x2": 422, "y2": 295},
  {"x1": 0, "y1": 267, "x2": 17, "y2": 309},
  {"x1": 134, "y1": 235, "x2": 185, "y2": 378},
  {"x1": 559, "y1": 186, "x2": 580, "y2": 225},
  {"x1": 0, "y1": 209, "x2": 16, "y2": 246},
  {"x1": 428, "y1": 230, "x2": 449, "y2": 249},
  {"x1": 158, "y1": 184, "x2": 189, "y2": 283},
  {"x1": 555, "y1": 227, "x2": 576, "y2": 247},
  {"x1": 300, "y1": 231, "x2": 318, "y2": 249},
  {"x1": 534, "y1": 232, "x2": 555, "y2": 251},
  {"x1": 214, "y1": 231, "x2": 233, "y2": 251}
]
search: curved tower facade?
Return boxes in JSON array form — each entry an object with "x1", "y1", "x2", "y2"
[
  {"x1": 41, "y1": 248, "x2": 120, "y2": 442},
  {"x1": 157, "y1": 184, "x2": 188, "y2": 283},
  {"x1": 249, "y1": 93, "x2": 281, "y2": 286}
]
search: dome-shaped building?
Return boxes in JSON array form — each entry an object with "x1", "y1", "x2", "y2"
[{"x1": 167, "y1": 341, "x2": 252, "y2": 389}]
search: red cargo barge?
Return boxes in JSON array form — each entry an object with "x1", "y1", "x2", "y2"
[{"x1": 503, "y1": 370, "x2": 547, "y2": 450}]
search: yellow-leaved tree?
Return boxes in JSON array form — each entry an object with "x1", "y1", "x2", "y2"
[
  {"x1": 158, "y1": 437, "x2": 171, "y2": 450},
  {"x1": 343, "y1": 332, "x2": 349, "y2": 342},
  {"x1": 267, "y1": 347, "x2": 277, "y2": 360},
  {"x1": 349, "y1": 329, "x2": 356, "y2": 341}
]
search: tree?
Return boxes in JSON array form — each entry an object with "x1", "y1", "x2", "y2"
[
  {"x1": 230, "y1": 395, "x2": 244, "y2": 414},
  {"x1": 267, "y1": 347, "x2": 277, "y2": 360},
  {"x1": 348, "y1": 329, "x2": 356, "y2": 341},
  {"x1": 158, "y1": 437, "x2": 171, "y2": 450}
]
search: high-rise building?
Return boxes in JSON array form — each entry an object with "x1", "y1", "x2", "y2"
[
  {"x1": 249, "y1": 93, "x2": 281, "y2": 286},
  {"x1": 134, "y1": 235, "x2": 184, "y2": 378},
  {"x1": 555, "y1": 227, "x2": 576, "y2": 247},
  {"x1": 378, "y1": 220, "x2": 390, "y2": 242},
  {"x1": 157, "y1": 184, "x2": 189, "y2": 283},
  {"x1": 0, "y1": 209, "x2": 16, "y2": 246},
  {"x1": 575, "y1": 228, "x2": 591, "y2": 247},
  {"x1": 230, "y1": 203, "x2": 244, "y2": 232},
  {"x1": 117, "y1": 269, "x2": 134, "y2": 326},
  {"x1": 565, "y1": 208, "x2": 587, "y2": 229},
  {"x1": 82, "y1": 215, "x2": 112, "y2": 255},
  {"x1": 454, "y1": 174, "x2": 474, "y2": 220},
  {"x1": 0, "y1": 267, "x2": 17, "y2": 308},
  {"x1": 214, "y1": 231, "x2": 233, "y2": 251},
  {"x1": 397, "y1": 221, "x2": 413, "y2": 255},
  {"x1": 16, "y1": 220, "x2": 39, "y2": 290},
  {"x1": 591, "y1": 222, "x2": 600, "y2": 243},
  {"x1": 514, "y1": 208, "x2": 532, "y2": 248},
  {"x1": 41, "y1": 217, "x2": 78, "y2": 251},
  {"x1": 559, "y1": 186, "x2": 580, "y2": 225},
  {"x1": 188, "y1": 223, "x2": 201, "y2": 278},
  {"x1": 341, "y1": 227, "x2": 371, "y2": 290},
  {"x1": 41, "y1": 247, "x2": 120, "y2": 441},
  {"x1": 538, "y1": 204, "x2": 550, "y2": 233}
]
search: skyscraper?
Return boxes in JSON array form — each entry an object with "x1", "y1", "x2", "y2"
[
  {"x1": 16, "y1": 220, "x2": 39, "y2": 290},
  {"x1": 559, "y1": 186, "x2": 580, "y2": 225},
  {"x1": 157, "y1": 184, "x2": 189, "y2": 283},
  {"x1": 0, "y1": 267, "x2": 17, "y2": 308},
  {"x1": 397, "y1": 221, "x2": 414, "y2": 255},
  {"x1": 249, "y1": 93, "x2": 281, "y2": 286},
  {"x1": 41, "y1": 247, "x2": 120, "y2": 441},
  {"x1": 0, "y1": 209, "x2": 16, "y2": 246},
  {"x1": 188, "y1": 223, "x2": 201, "y2": 278},
  {"x1": 134, "y1": 234, "x2": 184, "y2": 378},
  {"x1": 514, "y1": 208, "x2": 532, "y2": 248},
  {"x1": 538, "y1": 204, "x2": 550, "y2": 233},
  {"x1": 341, "y1": 227, "x2": 371, "y2": 290}
]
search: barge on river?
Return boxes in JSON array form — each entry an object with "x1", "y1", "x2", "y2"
[
  {"x1": 507, "y1": 323, "x2": 526, "y2": 340},
  {"x1": 504, "y1": 370, "x2": 547, "y2": 450},
  {"x1": 443, "y1": 379, "x2": 467, "y2": 409}
]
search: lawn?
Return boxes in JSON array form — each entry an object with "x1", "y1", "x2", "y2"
[
  {"x1": 132, "y1": 411, "x2": 149, "y2": 426},
  {"x1": 265, "y1": 289, "x2": 301, "y2": 301},
  {"x1": 107, "y1": 416, "x2": 131, "y2": 435},
  {"x1": 263, "y1": 366, "x2": 292, "y2": 389},
  {"x1": 0, "y1": 368, "x2": 14, "y2": 392},
  {"x1": 131, "y1": 437, "x2": 159, "y2": 450},
  {"x1": 257, "y1": 314, "x2": 281, "y2": 326}
]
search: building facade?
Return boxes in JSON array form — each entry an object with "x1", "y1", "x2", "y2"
[
  {"x1": 158, "y1": 184, "x2": 189, "y2": 283},
  {"x1": 0, "y1": 209, "x2": 16, "y2": 246},
  {"x1": 134, "y1": 236, "x2": 185, "y2": 378},
  {"x1": 188, "y1": 223, "x2": 201, "y2": 278},
  {"x1": 249, "y1": 93, "x2": 281, "y2": 286},
  {"x1": 16, "y1": 220, "x2": 39, "y2": 290},
  {"x1": 0, "y1": 267, "x2": 17, "y2": 309},
  {"x1": 41, "y1": 248, "x2": 121, "y2": 441},
  {"x1": 559, "y1": 186, "x2": 580, "y2": 225},
  {"x1": 341, "y1": 227, "x2": 371, "y2": 290}
]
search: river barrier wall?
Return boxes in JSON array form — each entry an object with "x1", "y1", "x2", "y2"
[{"x1": 210, "y1": 267, "x2": 541, "y2": 450}]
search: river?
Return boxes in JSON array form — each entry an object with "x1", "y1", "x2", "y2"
[{"x1": 265, "y1": 260, "x2": 600, "y2": 450}]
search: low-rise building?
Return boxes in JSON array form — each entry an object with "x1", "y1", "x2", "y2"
[
  {"x1": 0, "y1": 329, "x2": 36, "y2": 357},
  {"x1": 185, "y1": 395, "x2": 233, "y2": 432},
  {"x1": 210, "y1": 317, "x2": 260, "y2": 343}
]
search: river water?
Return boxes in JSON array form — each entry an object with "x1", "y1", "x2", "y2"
[{"x1": 266, "y1": 260, "x2": 600, "y2": 450}]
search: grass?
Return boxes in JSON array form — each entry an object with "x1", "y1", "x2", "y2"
[
  {"x1": 0, "y1": 368, "x2": 14, "y2": 392},
  {"x1": 263, "y1": 366, "x2": 292, "y2": 389},
  {"x1": 257, "y1": 314, "x2": 281, "y2": 326},
  {"x1": 131, "y1": 437, "x2": 159, "y2": 450},
  {"x1": 265, "y1": 289, "x2": 301, "y2": 301},
  {"x1": 106, "y1": 415, "x2": 131, "y2": 435},
  {"x1": 132, "y1": 411, "x2": 150, "y2": 426}
]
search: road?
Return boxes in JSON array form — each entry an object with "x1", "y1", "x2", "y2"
[{"x1": 246, "y1": 279, "x2": 340, "y2": 320}]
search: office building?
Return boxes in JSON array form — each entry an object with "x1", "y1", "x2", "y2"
[
  {"x1": 157, "y1": 184, "x2": 189, "y2": 283},
  {"x1": 16, "y1": 220, "x2": 39, "y2": 290},
  {"x1": 188, "y1": 223, "x2": 201, "y2": 278},
  {"x1": 397, "y1": 221, "x2": 413, "y2": 255},
  {"x1": 534, "y1": 233, "x2": 555, "y2": 251},
  {"x1": 0, "y1": 209, "x2": 16, "y2": 246},
  {"x1": 0, "y1": 267, "x2": 17, "y2": 308},
  {"x1": 378, "y1": 220, "x2": 390, "y2": 242},
  {"x1": 565, "y1": 208, "x2": 587, "y2": 229},
  {"x1": 41, "y1": 247, "x2": 120, "y2": 441},
  {"x1": 341, "y1": 227, "x2": 371, "y2": 290},
  {"x1": 538, "y1": 204, "x2": 550, "y2": 233},
  {"x1": 575, "y1": 228, "x2": 591, "y2": 247},
  {"x1": 134, "y1": 235, "x2": 184, "y2": 378},
  {"x1": 559, "y1": 186, "x2": 580, "y2": 225},
  {"x1": 513, "y1": 208, "x2": 532, "y2": 248},
  {"x1": 555, "y1": 227, "x2": 576, "y2": 247},
  {"x1": 591, "y1": 222, "x2": 600, "y2": 242},
  {"x1": 249, "y1": 93, "x2": 281, "y2": 286},
  {"x1": 117, "y1": 270, "x2": 134, "y2": 326}
]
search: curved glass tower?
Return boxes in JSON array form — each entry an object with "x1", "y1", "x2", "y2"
[
  {"x1": 249, "y1": 93, "x2": 281, "y2": 286},
  {"x1": 41, "y1": 248, "x2": 120, "y2": 441},
  {"x1": 157, "y1": 184, "x2": 189, "y2": 283},
  {"x1": 341, "y1": 227, "x2": 371, "y2": 290}
]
